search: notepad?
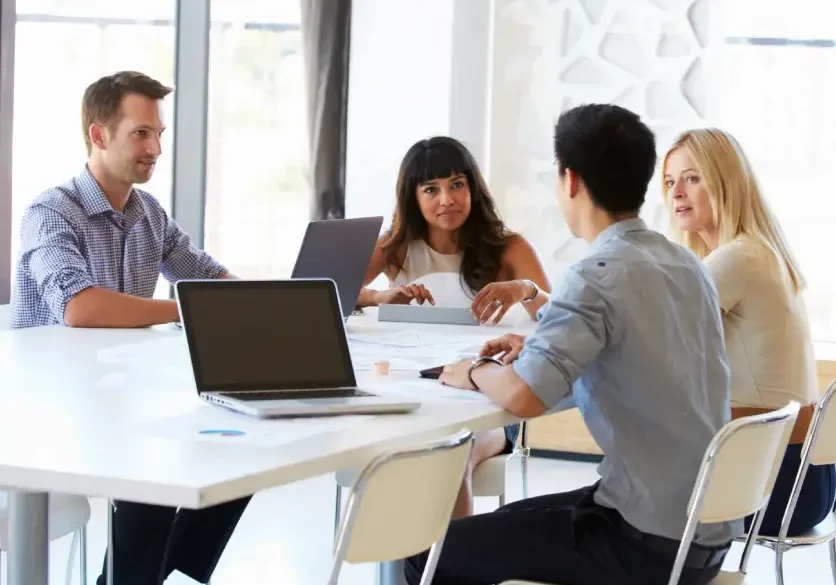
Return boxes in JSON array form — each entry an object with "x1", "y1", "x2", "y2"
[{"x1": 378, "y1": 304, "x2": 479, "y2": 326}]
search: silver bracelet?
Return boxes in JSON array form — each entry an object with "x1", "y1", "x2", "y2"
[
  {"x1": 521, "y1": 279, "x2": 539, "y2": 302},
  {"x1": 467, "y1": 356, "x2": 503, "y2": 389}
]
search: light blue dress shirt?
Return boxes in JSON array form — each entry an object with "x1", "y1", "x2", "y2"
[
  {"x1": 513, "y1": 218, "x2": 740, "y2": 546},
  {"x1": 10, "y1": 166, "x2": 226, "y2": 328}
]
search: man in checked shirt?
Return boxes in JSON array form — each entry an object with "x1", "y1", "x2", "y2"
[{"x1": 10, "y1": 71, "x2": 249, "y2": 585}]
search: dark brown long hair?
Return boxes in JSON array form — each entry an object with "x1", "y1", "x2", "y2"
[{"x1": 382, "y1": 136, "x2": 510, "y2": 295}]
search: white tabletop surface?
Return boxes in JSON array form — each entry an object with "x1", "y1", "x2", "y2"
[{"x1": 0, "y1": 307, "x2": 535, "y2": 509}]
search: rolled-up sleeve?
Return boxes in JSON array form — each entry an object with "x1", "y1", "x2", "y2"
[
  {"x1": 513, "y1": 264, "x2": 617, "y2": 410},
  {"x1": 23, "y1": 206, "x2": 94, "y2": 323},
  {"x1": 160, "y1": 214, "x2": 227, "y2": 282}
]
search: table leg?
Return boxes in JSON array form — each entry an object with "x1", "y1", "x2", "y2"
[
  {"x1": 8, "y1": 491, "x2": 49, "y2": 585},
  {"x1": 378, "y1": 559, "x2": 408, "y2": 585}
]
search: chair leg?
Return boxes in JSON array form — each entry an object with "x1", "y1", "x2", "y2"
[
  {"x1": 829, "y1": 538, "x2": 836, "y2": 584},
  {"x1": 419, "y1": 533, "x2": 448, "y2": 585},
  {"x1": 66, "y1": 528, "x2": 80, "y2": 585},
  {"x1": 517, "y1": 421, "x2": 530, "y2": 500},
  {"x1": 79, "y1": 525, "x2": 88, "y2": 585},
  {"x1": 334, "y1": 485, "x2": 343, "y2": 541},
  {"x1": 107, "y1": 500, "x2": 115, "y2": 585},
  {"x1": 775, "y1": 546, "x2": 786, "y2": 585},
  {"x1": 498, "y1": 492, "x2": 506, "y2": 508}
]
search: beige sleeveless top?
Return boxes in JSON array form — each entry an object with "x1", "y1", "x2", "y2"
[{"x1": 391, "y1": 239, "x2": 462, "y2": 286}]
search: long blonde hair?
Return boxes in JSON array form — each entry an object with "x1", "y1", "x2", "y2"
[{"x1": 662, "y1": 128, "x2": 805, "y2": 293}]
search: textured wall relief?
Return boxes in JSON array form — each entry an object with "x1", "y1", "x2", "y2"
[{"x1": 489, "y1": 0, "x2": 711, "y2": 278}]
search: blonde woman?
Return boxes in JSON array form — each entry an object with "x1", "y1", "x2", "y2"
[{"x1": 662, "y1": 128, "x2": 835, "y2": 537}]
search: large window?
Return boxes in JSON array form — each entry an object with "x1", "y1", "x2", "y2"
[
  {"x1": 204, "y1": 0, "x2": 309, "y2": 279},
  {"x1": 709, "y1": 0, "x2": 836, "y2": 341},
  {"x1": 11, "y1": 0, "x2": 175, "y2": 284}
]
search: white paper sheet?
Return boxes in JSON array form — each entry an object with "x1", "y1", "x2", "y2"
[
  {"x1": 137, "y1": 406, "x2": 373, "y2": 447},
  {"x1": 347, "y1": 329, "x2": 490, "y2": 349},
  {"x1": 361, "y1": 377, "x2": 493, "y2": 404},
  {"x1": 347, "y1": 332, "x2": 488, "y2": 375}
]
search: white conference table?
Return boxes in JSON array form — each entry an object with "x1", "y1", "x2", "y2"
[{"x1": 0, "y1": 306, "x2": 536, "y2": 585}]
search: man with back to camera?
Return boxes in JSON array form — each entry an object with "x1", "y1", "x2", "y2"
[
  {"x1": 10, "y1": 71, "x2": 248, "y2": 584},
  {"x1": 405, "y1": 104, "x2": 738, "y2": 585}
]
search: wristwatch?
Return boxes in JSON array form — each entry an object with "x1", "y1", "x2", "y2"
[
  {"x1": 467, "y1": 356, "x2": 503, "y2": 390},
  {"x1": 521, "y1": 279, "x2": 539, "y2": 302}
]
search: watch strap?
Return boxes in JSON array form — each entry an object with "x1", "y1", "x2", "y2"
[{"x1": 467, "y1": 356, "x2": 503, "y2": 389}]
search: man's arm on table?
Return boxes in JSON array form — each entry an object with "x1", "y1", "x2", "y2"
[
  {"x1": 64, "y1": 289, "x2": 179, "y2": 328},
  {"x1": 26, "y1": 205, "x2": 216, "y2": 328},
  {"x1": 441, "y1": 265, "x2": 614, "y2": 418}
]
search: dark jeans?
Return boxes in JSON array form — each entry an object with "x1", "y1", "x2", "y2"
[
  {"x1": 502, "y1": 423, "x2": 520, "y2": 453},
  {"x1": 745, "y1": 443, "x2": 836, "y2": 536},
  {"x1": 405, "y1": 484, "x2": 728, "y2": 585},
  {"x1": 95, "y1": 497, "x2": 251, "y2": 585}
]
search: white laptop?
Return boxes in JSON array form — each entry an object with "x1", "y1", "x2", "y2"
[{"x1": 174, "y1": 278, "x2": 420, "y2": 418}]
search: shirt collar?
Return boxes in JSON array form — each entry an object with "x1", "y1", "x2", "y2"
[
  {"x1": 76, "y1": 165, "x2": 148, "y2": 222},
  {"x1": 590, "y1": 217, "x2": 648, "y2": 253}
]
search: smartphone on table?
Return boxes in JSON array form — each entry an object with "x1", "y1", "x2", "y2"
[{"x1": 419, "y1": 365, "x2": 445, "y2": 380}]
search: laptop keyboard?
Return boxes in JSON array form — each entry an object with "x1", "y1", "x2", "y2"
[{"x1": 218, "y1": 389, "x2": 373, "y2": 401}]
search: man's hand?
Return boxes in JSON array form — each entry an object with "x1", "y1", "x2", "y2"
[
  {"x1": 439, "y1": 358, "x2": 477, "y2": 390},
  {"x1": 479, "y1": 333, "x2": 526, "y2": 364}
]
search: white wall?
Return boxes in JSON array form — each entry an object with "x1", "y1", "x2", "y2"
[
  {"x1": 488, "y1": 0, "x2": 713, "y2": 280},
  {"x1": 345, "y1": 0, "x2": 493, "y2": 227}
]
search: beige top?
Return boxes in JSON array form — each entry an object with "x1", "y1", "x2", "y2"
[
  {"x1": 390, "y1": 239, "x2": 462, "y2": 286},
  {"x1": 704, "y1": 236, "x2": 818, "y2": 408}
]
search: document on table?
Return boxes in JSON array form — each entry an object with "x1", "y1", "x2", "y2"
[
  {"x1": 362, "y1": 377, "x2": 494, "y2": 404},
  {"x1": 346, "y1": 329, "x2": 480, "y2": 348},
  {"x1": 137, "y1": 406, "x2": 373, "y2": 447},
  {"x1": 348, "y1": 337, "x2": 482, "y2": 371}
]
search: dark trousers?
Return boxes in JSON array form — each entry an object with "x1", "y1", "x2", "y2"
[
  {"x1": 745, "y1": 443, "x2": 836, "y2": 536},
  {"x1": 95, "y1": 497, "x2": 251, "y2": 585},
  {"x1": 405, "y1": 485, "x2": 728, "y2": 585}
]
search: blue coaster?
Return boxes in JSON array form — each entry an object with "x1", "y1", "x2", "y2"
[{"x1": 199, "y1": 429, "x2": 246, "y2": 437}]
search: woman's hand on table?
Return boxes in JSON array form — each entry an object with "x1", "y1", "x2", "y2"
[
  {"x1": 375, "y1": 284, "x2": 435, "y2": 306},
  {"x1": 471, "y1": 280, "x2": 533, "y2": 324}
]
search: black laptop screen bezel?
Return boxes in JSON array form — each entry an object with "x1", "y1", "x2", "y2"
[{"x1": 175, "y1": 279, "x2": 358, "y2": 393}]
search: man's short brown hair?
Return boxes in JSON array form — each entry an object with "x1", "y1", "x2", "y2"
[{"x1": 81, "y1": 71, "x2": 173, "y2": 155}]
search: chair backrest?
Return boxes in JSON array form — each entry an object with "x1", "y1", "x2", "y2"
[
  {"x1": 691, "y1": 401, "x2": 800, "y2": 524},
  {"x1": 772, "y1": 380, "x2": 836, "y2": 543},
  {"x1": 668, "y1": 401, "x2": 800, "y2": 585},
  {"x1": 329, "y1": 428, "x2": 473, "y2": 584},
  {"x1": 804, "y1": 380, "x2": 836, "y2": 466},
  {"x1": 0, "y1": 304, "x2": 9, "y2": 331}
]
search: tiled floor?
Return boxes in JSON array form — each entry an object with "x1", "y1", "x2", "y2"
[{"x1": 36, "y1": 457, "x2": 832, "y2": 584}]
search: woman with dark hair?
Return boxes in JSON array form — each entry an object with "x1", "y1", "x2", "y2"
[
  {"x1": 357, "y1": 136, "x2": 550, "y2": 517},
  {"x1": 357, "y1": 136, "x2": 550, "y2": 321}
]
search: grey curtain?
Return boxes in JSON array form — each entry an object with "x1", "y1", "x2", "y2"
[{"x1": 300, "y1": 0, "x2": 352, "y2": 220}]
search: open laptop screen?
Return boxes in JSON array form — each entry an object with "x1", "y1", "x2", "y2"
[
  {"x1": 290, "y1": 216, "x2": 383, "y2": 318},
  {"x1": 176, "y1": 280, "x2": 356, "y2": 392}
]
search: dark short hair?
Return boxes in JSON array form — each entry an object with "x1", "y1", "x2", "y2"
[
  {"x1": 81, "y1": 71, "x2": 172, "y2": 154},
  {"x1": 553, "y1": 104, "x2": 656, "y2": 214}
]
